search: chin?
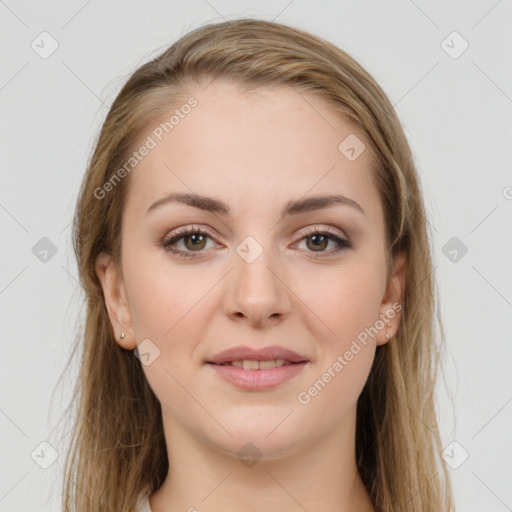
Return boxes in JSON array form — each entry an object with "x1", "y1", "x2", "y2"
[
  {"x1": 200, "y1": 410, "x2": 311, "y2": 460},
  {"x1": 215, "y1": 434, "x2": 306, "y2": 464}
]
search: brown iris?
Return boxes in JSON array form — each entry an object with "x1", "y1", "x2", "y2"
[
  {"x1": 184, "y1": 233, "x2": 207, "y2": 251},
  {"x1": 306, "y1": 234, "x2": 328, "y2": 251}
]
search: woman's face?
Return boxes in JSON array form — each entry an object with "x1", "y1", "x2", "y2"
[{"x1": 96, "y1": 80, "x2": 405, "y2": 458}]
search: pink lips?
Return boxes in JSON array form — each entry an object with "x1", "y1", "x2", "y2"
[
  {"x1": 206, "y1": 345, "x2": 309, "y2": 391},
  {"x1": 207, "y1": 345, "x2": 308, "y2": 365}
]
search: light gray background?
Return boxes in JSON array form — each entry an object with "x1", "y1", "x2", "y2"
[{"x1": 1, "y1": 1, "x2": 511, "y2": 511}]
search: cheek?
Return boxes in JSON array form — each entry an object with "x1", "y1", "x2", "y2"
[
  {"x1": 123, "y1": 248, "x2": 213, "y2": 340},
  {"x1": 295, "y1": 344, "x2": 374, "y2": 439},
  {"x1": 125, "y1": 256, "x2": 212, "y2": 421},
  {"x1": 303, "y1": 264, "x2": 384, "y2": 417},
  {"x1": 296, "y1": 270, "x2": 382, "y2": 416},
  {"x1": 294, "y1": 260, "x2": 384, "y2": 344}
]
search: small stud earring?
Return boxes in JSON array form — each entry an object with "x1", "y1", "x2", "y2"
[
  {"x1": 120, "y1": 332, "x2": 125, "y2": 340},
  {"x1": 385, "y1": 322, "x2": 390, "y2": 340}
]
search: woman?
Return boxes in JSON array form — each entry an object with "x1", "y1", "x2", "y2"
[{"x1": 62, "y1": 18, "x2": 454, "y2": 511}]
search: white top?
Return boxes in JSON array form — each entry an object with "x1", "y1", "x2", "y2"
[{"x1": 137, "y1": 495, "x2": 152, "y2": 512}]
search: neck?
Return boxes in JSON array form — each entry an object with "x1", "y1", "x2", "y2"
[{"x1": 149, "y1": 407, "x2": 375, "y2": 512}]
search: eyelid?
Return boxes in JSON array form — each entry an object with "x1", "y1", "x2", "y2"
[
  {"x1": 161, "y1": 223, "x2": 352, "y2": 258},
  {"x1": 167, "y1": 225, "x2": 214, "y2": 238},
  {"x1": 163, "y1": 223, "x2": 348, "y2": 243},
  {"x1": 296, "y1": 224, "x2": 347, "y2": 240},
  {"x1": 161, "y1": 225, "x2": 220, "y2": 250},
  {"x1": 290, "y1": 224, "x2": 352, "y2": 256}
]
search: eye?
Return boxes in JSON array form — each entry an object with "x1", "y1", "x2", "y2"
[
  {"x1": 161, "y1": 225, "x2": 352, "y2": 259},
  {"x1": 293, "y1": 226, "x2": 352, "y2": 257},
  {"x1": 161, "y1": 227, "x2": 217, "y2": 258}
]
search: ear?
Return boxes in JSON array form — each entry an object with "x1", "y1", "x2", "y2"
[
  {"x1": 95, "y1": 252, "x2": 137, "y2": 350},
  {"x1": 376, "y1": 251, "x2": 407, "y2": 346}
]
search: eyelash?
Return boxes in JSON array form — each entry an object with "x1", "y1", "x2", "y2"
[{"x1": 161, "y1": 225, "x2": 352, "y2": 259}]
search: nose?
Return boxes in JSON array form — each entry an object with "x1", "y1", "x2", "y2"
[{"x1": 223, "y1": 241, "x2": 291, "y2": 328}]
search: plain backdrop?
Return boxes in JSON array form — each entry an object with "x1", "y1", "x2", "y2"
[{"x1": 0, "y1": 1, "x2": 511, "y2": 511}]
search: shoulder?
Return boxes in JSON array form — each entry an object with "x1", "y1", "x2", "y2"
[{"x1": 136, "y1": 495, "x2": 152, "y2": 512}]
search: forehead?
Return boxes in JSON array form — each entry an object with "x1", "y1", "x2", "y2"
[{"x1": 124, "y1": 81, "x2": 383, "y2": 226}]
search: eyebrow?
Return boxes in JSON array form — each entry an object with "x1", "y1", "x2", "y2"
[{"x1": 145, "y1": 192, "x2": 365, "y2": 217}]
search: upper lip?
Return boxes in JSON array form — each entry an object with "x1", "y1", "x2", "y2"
[{"x1": 206, "y1": 345, "x2": 309, "y2": 364}]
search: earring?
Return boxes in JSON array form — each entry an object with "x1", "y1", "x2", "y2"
[
  {"x1": 380, "y1": 313, "x2": 391, "y2": 341},
  {"x1": 120, "y1": 332, "x2": 125, "y2": 340}
]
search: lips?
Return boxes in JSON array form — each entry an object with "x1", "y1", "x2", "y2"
[
  {"x1": 206, "y1": 345, "x2": 309, "y2": 391},
  {"x1": 206, "y1": 345, "x2": 309, "y2": 366}
]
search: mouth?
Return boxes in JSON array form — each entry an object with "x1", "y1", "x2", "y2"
[
  {"x1": 206, "y1": 346, "x2": 309, "y2": 391},
  {"x1": 206, "y1": 345, "x2": 309, "y2": 365},
  {"x1": 213, "y1": 359, "x2": 299, "y2": 370}
]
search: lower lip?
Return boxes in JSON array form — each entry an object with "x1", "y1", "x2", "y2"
[{"x1": 207, "y1": 362, "x2": 308, "y2": 391}]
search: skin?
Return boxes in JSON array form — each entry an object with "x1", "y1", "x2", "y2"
[{"x1": 96, "y1": 80, "x2": 406, "y2": 512}]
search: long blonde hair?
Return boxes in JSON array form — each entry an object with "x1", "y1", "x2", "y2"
[{"x1": 61, "y1": 18, "x2": 454, "y2": 511}]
